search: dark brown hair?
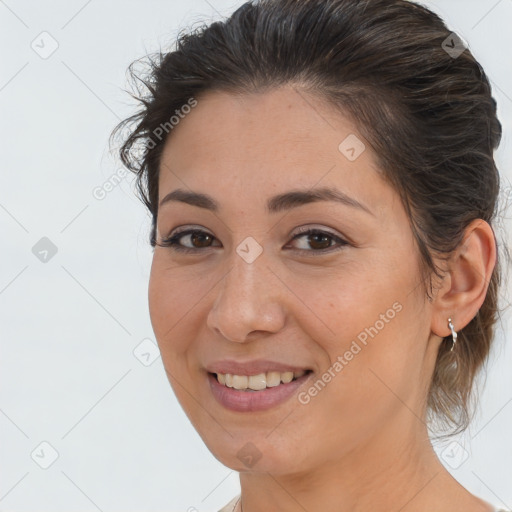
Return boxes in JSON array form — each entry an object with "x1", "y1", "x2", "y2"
[{"x1": 110, "y1": 0, "x2": 504, "y2": 437}]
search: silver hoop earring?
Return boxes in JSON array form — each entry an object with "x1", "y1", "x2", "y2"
[{"x1": 448, "y1": 318, "x2": 457, "y2": 352}]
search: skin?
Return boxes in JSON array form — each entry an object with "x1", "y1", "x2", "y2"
[{"x1": 148, "y1": 85, "x2": 497, "y2": 512}]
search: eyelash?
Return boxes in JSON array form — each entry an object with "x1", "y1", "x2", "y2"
[{"x1": 157, "y1": 226, "x2": 349, "y2": 255}]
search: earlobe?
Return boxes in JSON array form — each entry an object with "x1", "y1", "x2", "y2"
[{"x1": 431, "y1": 219, "x2": 497, "y2": 338}]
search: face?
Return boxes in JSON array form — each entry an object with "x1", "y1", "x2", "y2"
[{"x1": 148, "y1": 86, "x2": 436, "y2": 475}]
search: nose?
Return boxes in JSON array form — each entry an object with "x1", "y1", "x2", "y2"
[{"x1": 206, "y1": 252, "x2": 287, "y2": 343}]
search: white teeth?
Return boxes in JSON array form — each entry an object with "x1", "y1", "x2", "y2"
[
  {"x1": 281, "y1": 371, "x2": 294, "y2": 383},
  {"x1": 232, "y1": 375, "x2": 248, "y2": 390},
  {"x1": 215, "y1": 370, "x2": 308, "y2": 390},
  {"x1": 266, "y1": 371, "x2": 281, "y2": 387},
  {"x1": 248, "y1": 373, "x2": 266, "y2": 390}
]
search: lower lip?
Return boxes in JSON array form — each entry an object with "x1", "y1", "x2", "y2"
[{"x1": 207, "y1": 372, "x2": 312, "y2": 412}]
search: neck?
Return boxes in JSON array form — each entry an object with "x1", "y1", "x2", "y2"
[{"x1": 236, "y1": 414, "x2": 478, "y2": 512}]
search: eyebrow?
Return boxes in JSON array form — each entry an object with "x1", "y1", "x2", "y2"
[{"x1": 158, "y1": 186, "x2": 374, "y2": 216}]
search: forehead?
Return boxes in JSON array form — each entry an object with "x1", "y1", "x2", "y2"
[{"x1": 157, "y1": 86, "x2": 392, "y2": 213}]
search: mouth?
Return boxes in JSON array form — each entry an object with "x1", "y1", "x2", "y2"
[
  {"x1": 207, "y1": 369, "x2": 314, "y2": 412},
  {"x1": 209, "y1": 369, "x2": 313, "y2": 391}
]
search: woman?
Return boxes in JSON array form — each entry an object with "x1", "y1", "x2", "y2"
[{"x1": 111, "y1": 0, "x2": 509, "y2": 510}]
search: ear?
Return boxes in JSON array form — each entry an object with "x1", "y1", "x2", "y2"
[{"x1": 431, "y1": 219, "x2": 497, "y2": 338}]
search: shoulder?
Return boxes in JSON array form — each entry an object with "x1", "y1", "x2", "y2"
[{"x1": 217, "y1": 495, "x2": 240, "y2": 512}]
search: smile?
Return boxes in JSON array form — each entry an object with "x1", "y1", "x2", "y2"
[
  {"x1": 207, "y1": 370, "x2": 313, "y2": 412},
  {"x1": 214, "y1": 370, "x2": 309, "y2": 391}
]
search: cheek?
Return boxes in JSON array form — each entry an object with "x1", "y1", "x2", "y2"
[
  {"x1": 287, "y1": 257, "x2": 409, "y2": 354},
  {"x1": 325, "y1": 298, "x2": 426, "y2": 436},
  {"x1": 148, "y1": 255, "x2": 195, "y2": 356},
  {"x1": 148, "y1": 260, "x2": 200, "y2": 408},
  {"x1": 147, "y1": 260, "x2": 168, "y2": 341},
  {"x1": 295, "y1": 257, "x2": 422, "y2": 404}
]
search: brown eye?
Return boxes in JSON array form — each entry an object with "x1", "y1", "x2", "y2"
[
  {"x1": 287, "y1": 228, "x2": 349, "y2": 255},
  {"x1": 157, "y1": 229, "x2": 219, "y2": 253},
  {"x1": 187, "y1": 231, "x2": 214, "y2": 248}
]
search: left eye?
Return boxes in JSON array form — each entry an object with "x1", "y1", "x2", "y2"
[
  {"x1": 287, "y1": 228, "x2": 348, "y2": 252},
  {"x1": 157, "y1": 227, "x2": 349, "y2": 255}
]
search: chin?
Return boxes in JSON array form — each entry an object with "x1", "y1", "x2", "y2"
[{"x1": 203, "y1": 432, "x2": 308, "y2": 475}]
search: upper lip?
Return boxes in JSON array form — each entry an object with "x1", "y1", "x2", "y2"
[{"x1": 206, "y1": 359, "x2": 312, "y2": 376}]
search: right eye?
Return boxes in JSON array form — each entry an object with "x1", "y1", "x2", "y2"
[{"x1": 157, "y1": 228, "x2": 220, "y2": 254}]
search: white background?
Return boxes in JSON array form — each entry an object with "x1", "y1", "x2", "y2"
[{"x1": 0, "y1": 0, "x2": 511, "y2": 511}]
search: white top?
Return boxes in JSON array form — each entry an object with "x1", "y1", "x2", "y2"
[{"x1": 218, "y1": 495, "x2": 510, "y2": 512}]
